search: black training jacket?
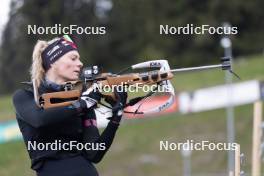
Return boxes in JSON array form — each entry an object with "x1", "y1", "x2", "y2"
[{"x1": 12, "y1": 82, "x2": 119, "y2": 170}]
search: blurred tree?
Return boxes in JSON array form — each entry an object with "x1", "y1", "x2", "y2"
[
  {"x1": 0, "y1": 0, "x2": 99, "y2": 93},
  {"x1": 0, "y1": 0, "x2": 263, "y2": 94}
]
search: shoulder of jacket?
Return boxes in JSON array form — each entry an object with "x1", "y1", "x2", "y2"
[{"x1": 13, "y1": 87, "x2": 34, "y2": 100}]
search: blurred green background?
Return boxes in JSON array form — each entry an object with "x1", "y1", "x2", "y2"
[
  {"x1": 0, "y1": 0, "x2": 263, "y2": 94},
  {"x1": 0, "y1": 0, "x2": 264, "y2": 175},
  {"x1": 1, "y1": 55, "x2": 264, "y2": 175}
]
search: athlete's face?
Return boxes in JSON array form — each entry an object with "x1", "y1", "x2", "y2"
[{"x1": 52, "y1": 50, "x2": 83, "y2": 81}]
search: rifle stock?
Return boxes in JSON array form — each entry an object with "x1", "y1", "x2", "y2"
[{"x1": 41, "y1": 89, "x2": 81, "y2": 109}]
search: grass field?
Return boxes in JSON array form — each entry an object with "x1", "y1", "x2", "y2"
[
  {"x1": 0, "y1": 95, "x2": 14, "y2": 122},
  {"x1": 0, "y1": 55, "x2": 263, "y2": 175}
]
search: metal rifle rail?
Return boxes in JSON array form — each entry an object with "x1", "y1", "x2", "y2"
[
  {"x1": 170, "y1": 64, "x2": 223, "y2": 73},
  {"x1": 169, "y1": 60, "x2": 240, "y2": 79}
]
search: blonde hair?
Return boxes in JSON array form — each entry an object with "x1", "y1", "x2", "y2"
[{"x1": 30, "y1": 38, "x2": 59, "y2": 87}]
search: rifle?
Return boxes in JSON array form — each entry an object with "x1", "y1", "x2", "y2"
[{"x1": 36, "y1": 57, "x2": 239, "y2": 114}]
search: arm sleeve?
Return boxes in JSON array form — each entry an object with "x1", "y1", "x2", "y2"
[
  {"x1": 12, "y1": 89, "x2": 80, "y2": 128},
  {"x1": 82, "y1": 111, "x2": 119, "y2": 163}
]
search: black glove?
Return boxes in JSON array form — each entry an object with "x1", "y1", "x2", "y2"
[
  {"x1": 80, "y1": 85, "x2": 101, "y2": 109},
  {"x1": 72, "y1": 84, "x2": 102, "y2": 112},
  {"x1": 105, "y1": 88, "x2": 127, "y2": 123}
]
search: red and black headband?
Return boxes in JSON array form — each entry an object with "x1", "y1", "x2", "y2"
[{"x1": 41, "y1": 35, "x2": 77, "y2": 71}]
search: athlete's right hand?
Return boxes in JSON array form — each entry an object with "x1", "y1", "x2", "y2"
[{"x1": 79, "y1": 84, "x2": 102, "y2": 109}]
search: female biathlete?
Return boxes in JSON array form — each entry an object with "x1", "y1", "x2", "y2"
[{"x1": 13, "y1": 35, "x2": 127, "y2": 176}]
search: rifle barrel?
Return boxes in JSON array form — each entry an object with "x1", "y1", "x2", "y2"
[{"x1": 170, "y1": 64, "x2": 222, "y2": 73}]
